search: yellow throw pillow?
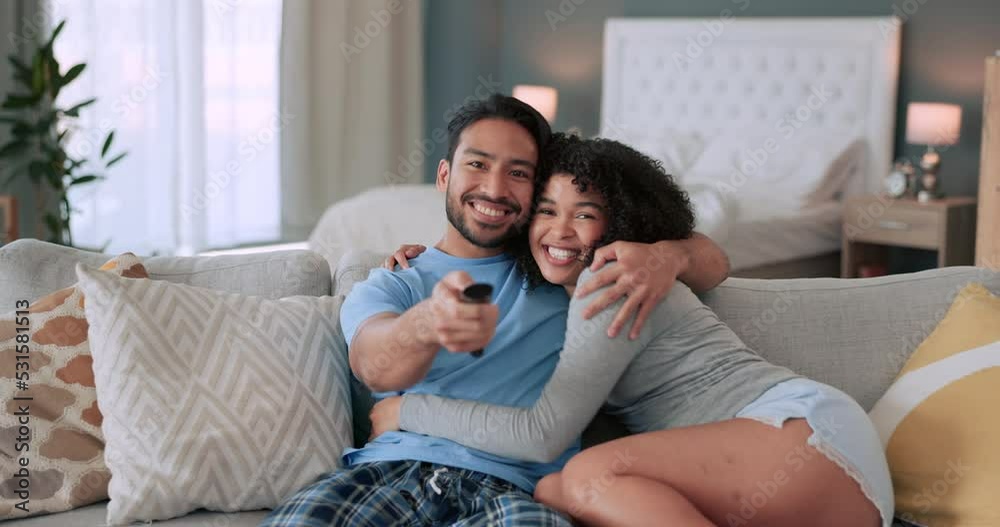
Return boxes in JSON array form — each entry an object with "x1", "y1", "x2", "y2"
[
  {"x1": 869, "y1": 283, "x2": 1000, "y2": 527},
  {"x1": 0, "y1": 253, "x2": 148, "y2": 519}
]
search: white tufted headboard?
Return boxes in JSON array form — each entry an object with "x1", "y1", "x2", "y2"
[{"x1": 601, "y1": 17, "x2": 901, "y2": 196}]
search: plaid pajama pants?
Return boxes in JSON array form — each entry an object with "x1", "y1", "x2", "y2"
[{"x1": 258, "y1": 460, "x2": 572, "y2": 527}]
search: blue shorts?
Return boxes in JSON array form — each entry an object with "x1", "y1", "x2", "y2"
[{"x1": 736, "y1": 378, "x2": 895, "y2": 527}]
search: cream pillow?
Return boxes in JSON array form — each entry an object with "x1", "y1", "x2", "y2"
[
  {"x1": 75, "y1": 264, "x2": 353, "y2": 526},
  {"x1": 869, "y1": 283, "x2": 1000, "y2": 526}
]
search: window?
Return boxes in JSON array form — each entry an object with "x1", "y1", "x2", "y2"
[{"x1": 49, "y1": 0, "x2": 282, "y2": 255}]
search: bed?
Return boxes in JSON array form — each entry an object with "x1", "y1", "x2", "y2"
[{"x1": 600, "y1": 17, "x2": 901, "y2": 277}]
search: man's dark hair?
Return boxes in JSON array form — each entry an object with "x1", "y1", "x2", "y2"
[
  {"x1": 445, "y1": 93, "x2": 552, "y2": 163},
  {"x1": 514, "y1": 133, "x2": 696, "y2": 288}
]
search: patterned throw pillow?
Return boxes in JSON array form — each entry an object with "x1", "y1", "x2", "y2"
[
  {"x1": 0, "y1": 253, "x2": 147, "y2": 519},
  {"x1": 869, "y1": 283, "x2": 1000, "y2": 526},
  {"x1": 74, "y1": 264, "x2": 353, "y2": 526}
]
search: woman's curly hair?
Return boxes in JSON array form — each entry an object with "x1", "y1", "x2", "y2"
[{"x1": 514, "y1": 133, "x2": 696, "y2": 289}]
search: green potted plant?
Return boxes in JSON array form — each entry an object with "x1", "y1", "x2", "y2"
[{"x1": 0, "y1": 19, "x2": 126, "y2": 246}]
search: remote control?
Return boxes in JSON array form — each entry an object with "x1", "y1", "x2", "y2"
[{"x1": 460, "y1": 283, "x2": 493, "y2": 357}]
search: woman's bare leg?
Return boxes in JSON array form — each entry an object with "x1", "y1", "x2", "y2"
[
  {"x1": 536, "y1": 473, "x2": 714, "y2": 526},
  {"x1": 536, "y1": 418, "x2": 880, "y2": 527}
]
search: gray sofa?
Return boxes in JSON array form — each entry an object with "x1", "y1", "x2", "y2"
[{"x1": 3, "y1": 238, "x2": 998, "y2": 526}]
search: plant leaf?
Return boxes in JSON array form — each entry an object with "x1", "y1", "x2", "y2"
[
  {"x1": 105, "y1": 152, "x2": 127, "y2": 168},
  {"x1": 44, "y1": 164, "x2": 62, "y2": 188},
  {"x1": 69, "y1": 174, "x2": 102, "y2": 186},
  {"x1": 35, "y1": 114, "x2": 54, "y2": 133},
  {"x1": 62, "y1": 97, "x2": 96, "y2": 117},
  {"x1": 2, "y1": 94, "x2": 39, "y2": 109},
  {"x1": 0, "y1": 140, "x2": 28, "y2": 158},
  {"x1": 2, "y1": 169, "x2": 23, "y2": 189},
  {"x1": 31, "y1": 52, "x2": 45, "y2": 97},
  {"x1": 28, "y1": 160, "x2": 46, "y2": 182},
  {"x1": 61, "y1": 63, "x2": 85, "y2": 87},
  {"x1": 11, "y1": 121, "x2": 34, "y2": 138},
  {"x1": 101, "y1": 131, "x2": 114, "y2": 157},
  {"x1": 48, "y1": 52, "x2": 62, "y2": 99},
  {"x1": 7, "y1": 56, "x2": 32, "y2": 87},
  {"x1": 44, "y1": 213, "x2": 61, "y2": 237},
  {"x1": 46, "y1": 20, "x2": 67, "y2": 51}
]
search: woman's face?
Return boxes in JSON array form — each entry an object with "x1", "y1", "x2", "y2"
[{"x1": 529, "y1": 174, "x2": 609, "y2": 290}]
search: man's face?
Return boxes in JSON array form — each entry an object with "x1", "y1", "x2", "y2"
[{"x1": 437, "y1": 118, "x2": 538, "y2": 249}]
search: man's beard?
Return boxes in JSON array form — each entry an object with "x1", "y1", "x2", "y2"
[{"x1": 445, "y1": 187, "x2": 526, "y2": 249}]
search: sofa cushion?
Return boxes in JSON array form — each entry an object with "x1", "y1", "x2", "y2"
[
  {"x1": 869, "y1": 283, "x2": 1000, "y2": 526},
  {"x1": 308, "y1": 184, "x2": 443, "y2": 279},
  {"x1": 1, "y1": 501, "x2": 268, "y2": 526},
  {"x1": 0, "y1": 239, "x2": 332, "y2": 309},
  {"x1": 0, "y1": 254, "x2": 147, "y2": 520},
  {"x1": 76, "y1": 265, "x2": 352, "y2": 525},
  {"x1": 701, "y1": 266, "x2": 1000, "y2": 411}
]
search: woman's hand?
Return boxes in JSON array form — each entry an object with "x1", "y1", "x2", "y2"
[
  {"x1": 383, "y1": 244, "x2": 427, "y2": 270},
  {"x1": 575, "y1": 240, "x2": 690, "y2": 340},
  {"x1": 368, "y1": 396, "x2": 404, "y2": 441}
]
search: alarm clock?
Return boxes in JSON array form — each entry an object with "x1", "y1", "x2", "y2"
[{"x1": 884, "y1": 163, "x2": 909, "y2": 199}]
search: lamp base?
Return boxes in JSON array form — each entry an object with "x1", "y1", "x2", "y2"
[
  {"x1": 917, "y1": 146, "x2": 944, "y2": 202},
  {"x1": 917, "y1": 189, "x2": 941, "y2": 203}
]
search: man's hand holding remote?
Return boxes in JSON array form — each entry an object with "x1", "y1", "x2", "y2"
[{"x1": 424, "y1": 271, "x2": 498, "y2": 354}]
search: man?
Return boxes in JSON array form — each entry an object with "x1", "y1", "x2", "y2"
[{"x1": 260, "y1": 94, "x2": 730, "y2": 526}]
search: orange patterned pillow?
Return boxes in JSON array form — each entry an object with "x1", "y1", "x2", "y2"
[{"x1": 0, "y1": 253, "x2": 148, "y2": 519}]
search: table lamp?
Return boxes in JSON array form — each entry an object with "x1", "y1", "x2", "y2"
[
  {"x1": 512, "y1": 85, "x2": 558, "y2": 124},
  {"x1": 905, "y1": 102, "x2": 962, "y2": 202}
]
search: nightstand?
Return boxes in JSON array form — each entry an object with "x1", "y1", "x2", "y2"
[{"x1": 842, "y1": 195, "x2": 977, "y2": 278}]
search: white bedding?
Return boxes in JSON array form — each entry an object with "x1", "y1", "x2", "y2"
[{"x1": 725, "y1": 202, "x2": 843, "y2": 271}]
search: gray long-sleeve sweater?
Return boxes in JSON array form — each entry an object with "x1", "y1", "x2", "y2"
[{"x1": 398, "y1": 268, "x2": 799, "y2": 463}]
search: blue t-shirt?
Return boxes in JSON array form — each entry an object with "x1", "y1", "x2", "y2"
[{"x1": 340, "y1": 247, "x2": 579, "y2": 491}]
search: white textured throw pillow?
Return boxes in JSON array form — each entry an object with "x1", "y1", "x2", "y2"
[{"x1": 74, "y1": 264, "x2": 352, "y2": 526}]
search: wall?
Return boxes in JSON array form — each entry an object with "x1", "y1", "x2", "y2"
[
  {"x1": 1, "y1": 0, "x2": 43, "y2": 241},
  {"x1": 425, "y1": 0, "x2": 1000, "y2": 197},
  {"x1": 422, "y1": 0, "x2": 503, "y2": 183}
]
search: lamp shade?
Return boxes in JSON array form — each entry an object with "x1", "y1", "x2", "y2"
[
  {"x1": 512, "y1": 85, "x2": 558, "y2": 123},
  {"x1": 906, "y1": 102, "x2": 962, "y2": 146}
]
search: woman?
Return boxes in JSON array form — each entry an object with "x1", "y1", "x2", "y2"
[{"x1": 371, "y1": 134, "x2": 893, "y2": 527}]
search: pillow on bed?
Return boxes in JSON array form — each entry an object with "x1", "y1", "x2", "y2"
[
  {"x1": 602, "y1": 127, "x2": 705, "y2": 178},
  {"x1": 684, "y1": 130, "x2": 864, "y2": 214},
  {"x1": 684, "y1": 182, "x2": 740, "y2": 243}
]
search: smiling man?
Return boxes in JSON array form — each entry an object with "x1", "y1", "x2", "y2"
[{"x1": 259, "y1": 94, "x2": 730, "y2": 527}]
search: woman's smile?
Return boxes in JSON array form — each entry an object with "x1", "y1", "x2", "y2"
[{"x1": 529, "y1": 174, "x2": 609, "y2": 291}]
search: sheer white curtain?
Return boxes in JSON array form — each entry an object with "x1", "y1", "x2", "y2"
[{"x1": 49, "y1": 0, "x2": 282, "y2": 255}]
